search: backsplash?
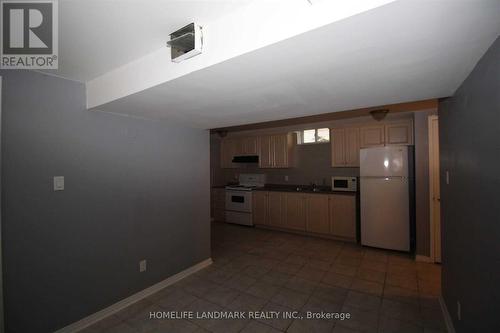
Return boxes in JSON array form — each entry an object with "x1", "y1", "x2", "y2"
[{"x1": 216, "y1": 141, "x2": 359, "y2": 186}]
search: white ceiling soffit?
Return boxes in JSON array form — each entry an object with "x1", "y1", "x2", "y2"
[
  {"x1": 86, "y1": 0, "x2": 396, "y2": 108},
  {"x1": 49, "y1": 0, "x2": 255, "y2": 82},
  {"x1": 91, "y1": 0, "x2": 500, "y2": 129}
]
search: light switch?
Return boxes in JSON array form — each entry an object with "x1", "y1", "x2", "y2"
[
  {"x1": 139, "y1": 260, "x2": 147, "y2": 272},
  {"x1": 53, "y1": 176, "x2": 64, "y2": 191}
]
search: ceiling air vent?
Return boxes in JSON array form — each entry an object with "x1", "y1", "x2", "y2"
[{"x1": 166, "y1": 23, "x2": 203, "y2": 63}]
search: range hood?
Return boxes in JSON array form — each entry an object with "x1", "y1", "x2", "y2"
[{"x1": 232, "y1": 155, "x2": 259, "y2": 163}]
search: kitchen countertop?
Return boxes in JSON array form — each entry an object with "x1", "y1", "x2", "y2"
[
  {"x1": 213, "y1": 184, "x2": 356, "y2": 195},
  {"x1": 255, "y1": 184, "x2": 356, "y2": 195}
]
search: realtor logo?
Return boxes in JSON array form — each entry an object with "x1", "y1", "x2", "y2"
[{"x1": 1, "y1": 0, "x2": 58, "y2": 69}]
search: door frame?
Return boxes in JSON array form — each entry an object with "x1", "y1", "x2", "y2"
[{"x1": 428, "y1": 114, "x2": 440, "y2": 263}]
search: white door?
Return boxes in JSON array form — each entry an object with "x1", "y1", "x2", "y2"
[
  {"x1": 429, "y1": 115, "x2": 441, "y2": 263},
  {"x1": 361, "y1": 177, "x2": 410, "y2": 251},
  {"x1": 360, "y1": 146, "x2": 408, "y2": 177}
]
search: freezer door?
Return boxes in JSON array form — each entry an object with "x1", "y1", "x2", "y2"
[
  {"x1": 361, "y1": 177, "x2": 410, "y2": 251},
  {"x1": 360, "y1": 146, "x2": 408, "y2": 177}
]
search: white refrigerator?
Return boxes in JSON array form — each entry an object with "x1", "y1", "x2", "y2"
[{"x1": 360, "y1": 146, "x2": 411, "y2": 251}]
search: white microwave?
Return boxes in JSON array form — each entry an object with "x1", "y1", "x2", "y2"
[{"x1": 332, "y1": 176, "x2": 357, "y2": 192}]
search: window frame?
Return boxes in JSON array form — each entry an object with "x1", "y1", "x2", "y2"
[{"x1": 297, "y1": 128, "x2": 330, "y2": 145}]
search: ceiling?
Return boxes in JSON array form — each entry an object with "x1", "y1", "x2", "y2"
[
  {"x1": 94, "y1": 0, "x2": 500, "y2": 128},
  {"x1": 48, "y1": 0, "x2": 254, "y2": 81}
]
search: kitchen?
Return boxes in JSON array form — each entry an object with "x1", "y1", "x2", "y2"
[{"x1": 211, "y1": 101, "x2": 435, "y2": 257}]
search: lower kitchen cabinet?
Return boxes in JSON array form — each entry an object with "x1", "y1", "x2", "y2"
[
  {"x1": 253, "y1": 190, "x2": 356, "y2": 242},
  {"x1": 267, "y1": 191, "x2": 286, "y2": 227},
  {"x1": 306, "y1": 194, "x2": 330, "y2": 234},
  {"x1": 253, "y1": 191, "x2": 268, "y2": 225},
  {"x1": 329, "y1": 193, "x2": 356, "y2": 240},
  {"x1": 284, "y1": 193, "x2": 307, "y2": 231}
]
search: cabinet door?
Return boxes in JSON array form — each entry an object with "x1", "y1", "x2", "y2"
[
  {"x1": 220, "y1": 139, "x2": 235, "y2": 168},
  {"x1": 306, "y1": 194, "x2": 330, "y2": 234},
  {"x1": 285, "y1": 193, "x2": 306, "y2": 231},
  {"x1": 345, "y1": 127, "x2": 360, "y2": 167},
  {"x1": 360, "y1": 125, "x2": 385, "y2": 148},
  {"x1": 329, "y1": 194, "x2": 356, "y2": 240},
  {"x1": 233, "y1": 138, "x2": 245, "y2": 156},
  {"x1": 272, "y1": 134, "x2": 288, "y2": 168},
  {"x1": 331, "y1": 128, "x2": 346, "y2": 167},
  {"x1": 268, "y1": 192, "x2": 285, "y2": 227},
  {"x1": 253, "y1": 191, "x2": 268, "y2": 225},
  {"x1": 385, "y1": 122, "x2": 413, "y2": 145},
  {"x1": 259, "y1": 136, "x2": 273, "y2": 168},
  {"x1": 243, "y1": 137, "x2": 259, "y2": 155}
]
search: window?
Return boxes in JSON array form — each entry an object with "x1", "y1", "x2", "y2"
[{"x1": 297, "y1": 128, "x2": 330, "y2": 144}]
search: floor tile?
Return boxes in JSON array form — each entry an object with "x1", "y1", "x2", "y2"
[
  {"x1": 350, "y1": 278, "x2": 384, "y2": 296},
  {"x1": 344, "y1": 291, "x2": 381, "y2": 312},
  {"x1": 203, "y1": 285, "x2": 240, "y2": 307},
  {"x1": 313, "y1": 283, "x2": 348, "y2": 304},
  {"x1": 378, "y1": 315, "x2": 423, "y2": 333},
  {"x1": 284, "y1": 276, "x2": 317, "y2": 295},
  {"x1": 228, "y1": 292, "x2": 268, "y2": 312},
  {"x1": 226, "y1": 273, "x2": 258, "y2": 292},
  {"x1": 247, "y1": 281, "x2": 282, "y2": 300},
  {"x1": 84, "y1": 223, "x2": 444, "y2": 333},
  {"x1": 271, "y1": 288, "x2": 311, "y2": 309},
  {"x1": 256, "y1": 302, "x2": 295, "y2": 331},
  {"x1": 355, "y1": 267, "x2": 386, "y2": 284},
  {"x1": 260, "y1": 270, "x2": 293, "y2": 286},
  {"x1": 287, "y1": 318, "x2": 334, "y2": 333},
  {"x1": 383, "y1": 285, "x2": 420, "y2": 306},
  {"x1": 322, "y1": 271, "x2": 354, "y2": 289},
  {"x1": 240, "y1": 320, "x2": 283, "y2": 333}
]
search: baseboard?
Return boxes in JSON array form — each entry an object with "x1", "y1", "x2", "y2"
[
  {"x1": 55, "y1": 258, "x2": 213, "y2": 333},
  {"x1": 415, "y1": 255, "x2": 434, "y2": 263},
  {"x1": 439, "y1": 296, "x2": 456, "y2": 333}
]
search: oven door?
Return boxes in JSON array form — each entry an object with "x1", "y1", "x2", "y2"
[{"x1": 225, "y1": 190, "x2": 252, "y2": 212}]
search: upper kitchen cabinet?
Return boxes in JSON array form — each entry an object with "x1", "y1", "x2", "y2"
[
  {"x1": 259, "y1": 133, "x2": 295, "y2": 168},
  {"x1": 360, "y1": 120, "x2": 413, "y2": 148},
  {"x1": 360, "y1": 125, "x2": 385, "y2": 148},
  {"x1": 220, "y1": 136, "x2": 260, "y2": 168},
  {"x1": 331, "y1": 127, "x2": 360, "y2": 167},
  {"x1": 385, "y1": 121, "x2": 414, "y2": 145},
  {"x1": 220, "y1": 134, "x2": 293, "y2": 169},
  {"x1": 220, "y1": 138, "x2": 236, "y2": 168}
]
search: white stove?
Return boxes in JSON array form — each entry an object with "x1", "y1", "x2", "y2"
[{"x1": 225, "y1": 174, "x2": 266, "y2": 226}]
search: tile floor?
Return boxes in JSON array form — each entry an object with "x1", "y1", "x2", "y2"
[{"x1": 81, "y1": 222, "x2": 445, "y2": 333}]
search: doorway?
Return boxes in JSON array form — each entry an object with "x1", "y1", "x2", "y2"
[{"x1": 428, "y1": 115, "x2": 441, "y2": 263}]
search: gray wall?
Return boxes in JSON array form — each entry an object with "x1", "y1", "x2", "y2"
[
  {"x1": 0, "y1": 70, "x2": 211, "y2": 333},
  {"x1": 439, "y1": 37, "x2": 500, "y2": 332}
]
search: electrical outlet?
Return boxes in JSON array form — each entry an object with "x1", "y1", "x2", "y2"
[
  {"x1": 457, "y1": 301, "x2": 461, "y2": 320},
  {"x1": 139, "y1": 260, "x2": 147, "y2": 272}
]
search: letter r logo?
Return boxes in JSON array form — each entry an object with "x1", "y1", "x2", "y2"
[{"x1": 2, "y1": 1, "x2": 53, "y2": 54}]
